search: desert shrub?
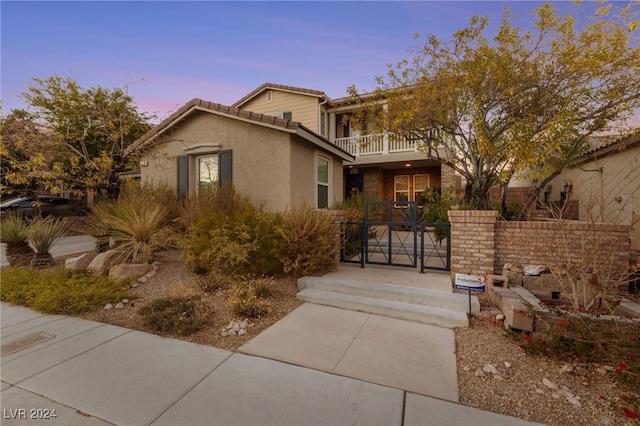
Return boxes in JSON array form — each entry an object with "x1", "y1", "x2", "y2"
[
  {"x1": 139, "y1": 296, "x2": 206, "y2": 336},
  {"x1": 27, "y1": 216, "x2": 69, "y2": 254},
  {"x1": 279, "y1": 205, "x2": 339, "y2": 277},
  {"x1": 516, "y1": 311, "x2": 639, "y2": 417},
  {"x1": 183, "y1": 184, "x2": 287, "y2": 278},
  {"x1": 227, "y1": 280, "x2": 269, "y2": 318},
  {"x1": 90, "y1": 182, "x2": 178, "y2": 263},
  {"x1": 0, "y1": 267, "x2": 131, "y2": 314}
]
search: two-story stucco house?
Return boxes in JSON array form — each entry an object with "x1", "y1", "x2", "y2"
[{"x1": 232, "y1": 83, "x2": 462, "y2": 205}]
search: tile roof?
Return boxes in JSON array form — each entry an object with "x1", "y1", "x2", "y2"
[
  {"x1": 232, "y1": 82, "x2": 328, "y2": 108},
  {"x1": 579, "y1": 131, "x2": 640, "y2": 162},
  {"x1": 125, "y1": 98, "x2": 354, "y2": 161}
]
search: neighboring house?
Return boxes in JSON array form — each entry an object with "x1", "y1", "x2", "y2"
[
  {"x1": 127, "y1": 98, "x2": 353, "y2": 211},
  {"x1": 546, "y1": 133, "x2": 640, "y2": 251},
  {"x1": 233, "y1": 83, "x2": 462, "y2": 204}
]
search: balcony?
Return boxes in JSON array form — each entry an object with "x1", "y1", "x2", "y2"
[{"x1": 333, "y1": 133, "x2": 419, "y2": 157}]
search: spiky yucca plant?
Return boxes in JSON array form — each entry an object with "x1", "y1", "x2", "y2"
[
  {"x1": 0, "y1": 211, "x2": 33, "y2": 266},
  {"x1": 91, "y1": 184, "x2": 176, "y2": 264},
  {"x1": 27, "y1": 217, "x2": 69, "y2": 268}
]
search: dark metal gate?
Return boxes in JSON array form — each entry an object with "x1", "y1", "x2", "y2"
[{"x1": 339, "y1": 201, "x2": 450, "y2": 271}]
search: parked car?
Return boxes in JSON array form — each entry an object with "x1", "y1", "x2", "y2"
[{"x1": 0, "y1": 196, "x2": 77, "y2": 218}]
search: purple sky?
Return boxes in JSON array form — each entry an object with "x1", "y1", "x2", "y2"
[{"x1": 2, "y1": 1, "x2": 628, "y2": 124}]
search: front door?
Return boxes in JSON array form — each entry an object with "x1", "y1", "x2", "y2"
[{"x1": 345, "y1": 173, "x2": 363, "y2": 199}]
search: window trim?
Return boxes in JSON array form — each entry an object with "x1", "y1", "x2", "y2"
[{"x1": 316, "y1": 154, "x2": 332, "y2": 209}]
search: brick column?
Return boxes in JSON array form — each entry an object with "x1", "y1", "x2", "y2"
[
  {"x1": 440, "y1": 165, "x2": 458, "y2": 190},
  {"x1": 448, "y1": 210, "x2": 499, "y2": 280}
]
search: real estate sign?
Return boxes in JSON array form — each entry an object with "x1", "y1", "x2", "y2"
[{"x1": 454, "y1": 274, "x2": 486, "y2": 292}]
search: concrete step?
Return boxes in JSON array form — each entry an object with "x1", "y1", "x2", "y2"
[
  {"x1": 298, "y1": 276, "x2": 479, "y2": 313},
  {"x1": 297, "y1": 288, "x2": 469, "y2": 328},
  {"x1": 297, "y1": 276, "x2": 477, "y2": 328}
]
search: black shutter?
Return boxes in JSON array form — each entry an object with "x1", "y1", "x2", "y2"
[
  {"x1": 219, "y1": 150, "x2": 232, "y2": 185},
  {"x1": 177, "y1": 155, "x2": 188, "y2": 199},
  {"x1": 283, "y1": 112, "x2": 292, "y2": 121}
]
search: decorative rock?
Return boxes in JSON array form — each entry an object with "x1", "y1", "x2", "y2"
[
  {"x1": 122, "y1": 299, "x2": 129, "y2": 304},
  {"x1": 496, "y1": 314, "x2": 505, "y2": 322},
  {"x1": 240, "y1": 321, "x2": 248, "y2": 329},
  {"x1": 561, "y1": 364, "x2": 574, "y2": 373},
  {"x1": 543, "y1": 378, "x2": 559, "y2": 390},
  {"x1": 504, "y1": 362, "x2": 512, "y2": 368},
  {"x1": 221, "y1": 331, "x2": 229, "y2": 337},
  {"x1": 131, "y1": 282, "x2": 139, "y2": 288},
  {"x1": 137, "y1": 277, "x2": 147, "y2": 284},
  {"x1": 87, "y1": 250, "x2": 119, "y2": 277},
  {"x1": 535, "y1": 388, "x2": 545, "y2": 395},
  {"x1": 229, "y1": 330, "x2": 237, "y2": 336},
  {"x1": 146, "y1": 270, "x2": 157, "y2": 278},
  {"x1": 523, "y1": 265, "x2": 549, "y2": 276},
  {"x1": 483, "y1": 363, "x2": 498, "y2": 375},
  {"x1": 115, "y1": 302, "x2": 124, "y2": 309},
  {"x1": 493, "y1": 375, "x2": 503, "y2": 380},
  {"x1": 65, "y1": 251, "x2": 98, "y2": 271},
  {"x1": 104, "y1": 303, "x2": 113, "y2": 310},
  {"x1": 152, "y1": 261, "x2": 161, "y2": 267},
  {"x1": 238, "y1": 329, "x2": 246, "y2": 336},
  {"x1": 475, "y1": 369, "x2": 485, "y2": 377},
  {"x1": 551, "y1": 392, "x2": 562, "y2": 400},
  {"x1": 109, "y1": 263, "x2": 152, "y2": 280},
  {"x1": 232, "y1": 324, "x2": 240, "y2": 332},
  {"x1": 567, "y1": 396, "x2": 582, "y2": 407}
]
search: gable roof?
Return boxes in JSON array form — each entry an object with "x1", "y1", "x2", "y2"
[
  {"x1": 232, "y1": 82, "x2": 329, "y2": 109},
  {"x1": 125, "y1": 98, "x2": 353, "y2": 161}
]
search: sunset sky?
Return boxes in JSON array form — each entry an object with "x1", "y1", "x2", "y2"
[{"x1": 1, "y1": 1, "x2": 618, "y2": 123}]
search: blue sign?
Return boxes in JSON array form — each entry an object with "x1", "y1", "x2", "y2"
[{"x1": 455, "y1": 274, "x2": 486, "y2": 292}]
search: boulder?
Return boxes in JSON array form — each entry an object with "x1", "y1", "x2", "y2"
[
  {"x1": 65, "y1": 251, "x2": 97, "y2": 271},
  {"x1": 109, "y1": 263, "x2": 152, "y2": 280},
  {"x1": 87, "y1": 250, "x2": 119, "y2": 277},
  {"x1": 523, "y1": 265, "x2": 549, "y2": 276}
]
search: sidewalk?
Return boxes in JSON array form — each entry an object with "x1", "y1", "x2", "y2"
[{"x1": 1, "y1": 302, "x2": 540, "y2": 426}]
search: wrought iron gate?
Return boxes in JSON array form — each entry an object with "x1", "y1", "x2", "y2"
[{"x1": 339, "y1": 201, "x2": 450, "y2": 271}]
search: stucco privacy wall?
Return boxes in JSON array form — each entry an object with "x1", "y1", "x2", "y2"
[
  {"x1": 140, "y1": 111, "x2": 294, "y2": 211},
  {"x1": 449, "y1": 210, "x2": 630, "y2": 280}
]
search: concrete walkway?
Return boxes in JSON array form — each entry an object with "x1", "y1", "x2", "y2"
[{"x1": 1, "y1": 299, "x2": 540, "y2": 426}]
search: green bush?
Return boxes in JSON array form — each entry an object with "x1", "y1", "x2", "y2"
[
  {"x1": 0, "y1": 268, "x2": 131, "y2": 315},
  {"x1": 183, "y1": 185, "x2": 287, "y2": 277},
  {"x1": 279, "y1": 205, "x2": 339, "y2": 277},
  {"x1": 332, "y1": 193, "x2": 382, "y2": 222},
  {"x1": 138, "y1": 296, "x2": 206, "y2": 336}
]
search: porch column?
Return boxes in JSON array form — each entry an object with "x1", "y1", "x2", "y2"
[
  {"x1": 329, "y1": 112, "x2": 336, "y2": 142},
  {"x1": 448, "y1": 210, "x2": 499, "y2": 281}
]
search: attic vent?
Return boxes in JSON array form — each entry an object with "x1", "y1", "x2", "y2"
[
  {"x1": 267, "y1": 91, "x2": 273, "y2": 102},
  {"x1": 267, "y1": 112, "x2": 292, "y2": 120}
]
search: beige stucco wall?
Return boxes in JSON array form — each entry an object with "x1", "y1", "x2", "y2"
[
  {"x1": 140, "y1": 110, "x2": 345, "y2": 212},
  {"x1": 548, "y1": 143, "x2": 640, "y2": 250},
  {"x1": 240, "y1": 90, "x2": 321, "y2": 133}
]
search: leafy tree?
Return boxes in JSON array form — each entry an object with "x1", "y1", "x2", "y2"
[
  {"x1": 0, "y1": 109, "x2": 60, "y2": 197},
  {"x1": 347, "y1": 2, "x2": 640, "y2": 212},
  {"x1": 13, "y1": 75, "x2": 153, "y2": 197}
]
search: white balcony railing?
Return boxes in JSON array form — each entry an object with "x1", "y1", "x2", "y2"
[{"x1": 333, "y1": 133, "x2": 418, "y2": 157}]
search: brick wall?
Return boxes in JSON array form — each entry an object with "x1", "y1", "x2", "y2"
[
  {"x1": 495, "y1": 220, "x2": 630, "y2": 274},
  {"x1": 362, "y1": 168, "x2": 384, "y2": 198},
  {"x1": 449, "y1": 210, "x2": 630, "y2": 282}
]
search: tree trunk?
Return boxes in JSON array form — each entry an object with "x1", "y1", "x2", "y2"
[{"x1": 30, "y1": 253, "x2": 55, "y2": 269}]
